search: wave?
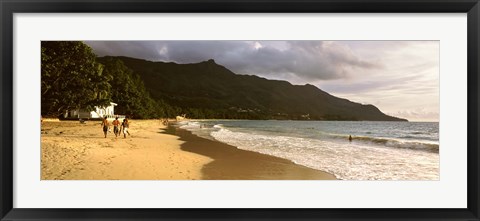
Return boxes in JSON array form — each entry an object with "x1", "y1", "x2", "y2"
[
  {"x1": 208, "y1": 124, "x2": 439, "y2": 153},
  {"x1": 178, "y1": 121, "x2": 201, "y2": 129},
  {"x1": 411, "y1": 131, "x2": 426, "y2": 135},
  {"x1": 183, "y1": 122, "x2": 439, "y2": 153},
  {"x1": 340, "y1": 135, "x2": 439, "y2": 153}
]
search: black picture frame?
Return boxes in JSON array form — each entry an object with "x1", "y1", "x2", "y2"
[{"x1": 1, "y1": 0, "x2": 479, "y2": 220}]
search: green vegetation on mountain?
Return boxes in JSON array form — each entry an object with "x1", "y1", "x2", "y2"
[{"x1": 112, "y1": 56, "x2": 407, "y2": 121}]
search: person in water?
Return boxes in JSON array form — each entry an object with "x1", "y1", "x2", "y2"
[
  {"x1": 112, "y1": 117, "x2": 120, "y2": 137},
  {"x1": 349, "y1": 135, "x2": 353, "y2": 142},
  {"x1": 101, "y1": 117, "x2": 109, "y2": 138}
]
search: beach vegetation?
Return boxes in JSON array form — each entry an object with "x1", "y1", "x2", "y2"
[
  {"x1": 41, "y1": 41, "x2": 111, "y2": 117},
  {"x1": 41, "y1": 42, "x2": 170, "y2": 119}
]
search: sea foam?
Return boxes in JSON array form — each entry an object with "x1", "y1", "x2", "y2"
[{"x1": 178, "y1": 120, "x2": 439, "y2": 180}]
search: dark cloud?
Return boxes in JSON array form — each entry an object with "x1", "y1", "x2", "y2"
[{"x1": 85, "y1": 40, "x2": 380, "y2": 81}]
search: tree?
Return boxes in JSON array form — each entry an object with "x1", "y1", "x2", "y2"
[
  {"x1": 41, "y1": 41, "x2": 111, "y2": 116},
  {"x1": 97, "y1": 57, "x2": 165, "y2": 119}
]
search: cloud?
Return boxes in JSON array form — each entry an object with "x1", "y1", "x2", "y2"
[{"x1": 85, "y1": 40, "x2": 381, "y2": 81}]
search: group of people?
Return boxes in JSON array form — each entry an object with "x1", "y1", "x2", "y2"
[{"x1": 101, "y1": 117, "x2": 130, "y2": 138}]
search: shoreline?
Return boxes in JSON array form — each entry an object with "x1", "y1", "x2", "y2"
[{"x1": 164, "y1": 125, "x2": 337, "y2": 180}]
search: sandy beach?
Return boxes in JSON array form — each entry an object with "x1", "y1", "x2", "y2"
[
  {"x1": 41, "y1": 119, "x2": 212, "y2": 180},
  {"x1": 41, "y1": 119, "x2": 336, "y2": 180}
]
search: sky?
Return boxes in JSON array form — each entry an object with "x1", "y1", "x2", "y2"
[{"x1": 85, "y1": 41, "x2": 439, "y2": 122}]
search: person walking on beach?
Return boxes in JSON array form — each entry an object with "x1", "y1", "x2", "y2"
[
  {"x1": 101, "y1": 117, "x2": 109, "y2": 138},
  {"x1": 120, "y1": 118, "x2": 130, "y2": 138},
  {"x1": 112, "y1": 117, "x2": 120, "y2": 137},
  {"x1": 349, "y1": 135, "x2": 353, "y2": 142}
]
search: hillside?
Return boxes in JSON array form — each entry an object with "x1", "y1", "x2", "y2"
[{"x1": 106, "y1": 56, "x2": 406, "y2": 121}]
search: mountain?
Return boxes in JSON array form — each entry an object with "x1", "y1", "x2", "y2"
[{"x1": 105, "y1": 56, "x2": 406, "y2": 121}]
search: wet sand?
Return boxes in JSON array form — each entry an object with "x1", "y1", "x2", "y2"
[{"x1": 165, "y1": 126, "x2": 336, "y2": 180}]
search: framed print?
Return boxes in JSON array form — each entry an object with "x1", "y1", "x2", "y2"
[{"x1": 1, "y1": 0, "x2": 479, "y2": 220}]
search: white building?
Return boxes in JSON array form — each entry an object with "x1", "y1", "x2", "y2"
[{"x1": 64, "y1": 102, "x2": 121, "y2": 119}]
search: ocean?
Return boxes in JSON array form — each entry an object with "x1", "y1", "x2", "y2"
[{"x1": 177, "y1": 120, "x2": 439, "y2": 180}]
